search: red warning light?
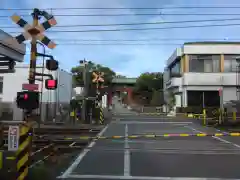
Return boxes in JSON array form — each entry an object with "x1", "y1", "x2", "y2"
[
  {"x1": 47, "y1": 80, "x2": 56, "y2": 87},
  {"x1": 23, "y1": 94, "x2": 28, "y2": 100},
  {"x1": 45, "y1": 79, "x2": 57, "y2": 90}
]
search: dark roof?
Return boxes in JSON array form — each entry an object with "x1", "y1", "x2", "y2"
[{"x1": 184, "y1": 41, "x2": 240, "y2": 45}]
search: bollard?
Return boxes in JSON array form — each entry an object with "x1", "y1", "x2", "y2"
[
  {"x1": 203, "y1": 109, "x2": 206, "y2": 126},
  {"x1": 16, "y1": 124, "x2": 31, "y2": 180},
  {"x1": 233, "y1": 111, "x2": 237, "y2": 121},
  {"x1": 99, "y1": 107, "x2": 104, "y2": 125}
]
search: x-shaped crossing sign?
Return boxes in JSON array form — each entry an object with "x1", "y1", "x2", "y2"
[
  {"x1": 11, "y1": 14, "x2": 57, "y2": 49},
  {"x1": 92, "y1": 72, "x2": 104, "y2": 83}
]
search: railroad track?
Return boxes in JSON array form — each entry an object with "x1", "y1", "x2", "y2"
[
  {"x1": 0, "y1": 125, "x2": 102, "y2": 168},
  {"x1": 0, "y1": 128, "x2": 100, "y2": 167}
]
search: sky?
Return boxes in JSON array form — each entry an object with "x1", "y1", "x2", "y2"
[{"x1": 1, "y1": 0, "x2": 240, "y2": 77}]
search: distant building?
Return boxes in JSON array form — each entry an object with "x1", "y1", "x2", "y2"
[
  {"x1": 163, "y1": 42, "x2": 240, "y2": 108},
  {"x1": 0, "y1": 63, "x2": 72, "y2": 121}
]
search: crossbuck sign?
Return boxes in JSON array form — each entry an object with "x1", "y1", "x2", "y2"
[
  {"x1": 92, "y1": 72, "x2": 104, "y2": 83},
  {"x1": 11, "y1": 14, "x2": 57, "y2": 49}
]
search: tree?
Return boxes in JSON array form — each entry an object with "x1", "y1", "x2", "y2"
[
  {"x1": 133, "y1": 72, "x2": 164, "y2": 105},
  {"x1": 71, "y1": 61, "x2": 116, "y2": 87},
  {"x1": 150, "y1": 90, "x2": 164, "y2": 106},
  {"x1": 134, "y1": 72, "x2": 163, "y2": 92}
]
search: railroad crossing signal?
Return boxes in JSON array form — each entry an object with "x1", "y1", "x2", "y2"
[
  {"x1": 10, "y1": 13, "x2": 57, "y2": 49},
  {"x1": 92, "y1": 72, "x2": 104, "y2": 83}
]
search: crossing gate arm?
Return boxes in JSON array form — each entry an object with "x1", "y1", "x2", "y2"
[{"x1": 52, "y1": 132, "x2": 240, "y2": 140}]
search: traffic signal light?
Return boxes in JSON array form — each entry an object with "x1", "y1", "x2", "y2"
[
  {"x1": 45, "y1": 79, "x2": 58, "y2": 90},
  {"x1": 16, "y1": 91, "x2": 39, "y2": 110},
  {"x1": 46, "y1": 59, "x2": 59, "y2": 71}
]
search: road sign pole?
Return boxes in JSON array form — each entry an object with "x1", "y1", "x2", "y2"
[{"x1": 81, "y1": 61, "x2": 87, "y2": 123}]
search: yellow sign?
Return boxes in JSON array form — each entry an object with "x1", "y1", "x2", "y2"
[{"x1": 92, "y1": 72, "x2": 104, "y2": 83}]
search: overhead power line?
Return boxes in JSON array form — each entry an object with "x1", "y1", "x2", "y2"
[
  {"x1": 53, "y1": 38, "x2": 236, "y2": 42},
  {"x1": 2, "y1": 18, "x2": 240, "y2": 28},
  {"x1": 3, "y1": 13, "x2": 240, "y2": 18},
  {"x1": 2, "y1": 6, "x2": 240, "y2": 11},
  {"x1": 55, "y1": 43, "x2": 183, "y2": 46},
  {"x1": 7, "y1": 23, "x2": 240, "y2": 34}
]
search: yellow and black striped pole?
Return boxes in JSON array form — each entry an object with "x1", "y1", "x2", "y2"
[
  {"x1": 99, "y1": 107, "x2": 104, "y2": 125},
  {"x1": 16, "y1": 124, "x2": 32, "y2": 180}
]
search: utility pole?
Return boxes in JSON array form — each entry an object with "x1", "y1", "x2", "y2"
[{"x1": 81, "y1": 59, "x2": 90, "y2": 123}]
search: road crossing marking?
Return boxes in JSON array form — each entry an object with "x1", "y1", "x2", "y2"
[
  {"x1": 65, "y1": 174, "x2": 240, "y2": 180},
  {"x1": 59, "y1": 124, "x2": 109, "y2": 179},
  {"x1": 185, "y1": 126, "x2": 240, "y2": 149},
  {"x1": 124, "y1": 124, "x2": 130, "y2": 176}
]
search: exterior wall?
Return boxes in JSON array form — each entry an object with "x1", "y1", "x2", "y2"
[
  {"x1": 182, "y1": 73, "x2": 236, "y2": 86},
  {"x1": 183, "y1": 44, "x2": 240, "y2": 55},
  {"x1": 166, "y1": 47, "x2": 183, "y2": 67},
  {"x1": 164, "y1": 43, "x2": 240, "y2": 108}
]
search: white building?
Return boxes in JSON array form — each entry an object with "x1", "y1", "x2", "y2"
[
  {"x1": 0, "y1": 63, "x2": 72, "y2": 121},
  {"x1": 164, "y1": 42, "x2": 240, "y2": 108}
]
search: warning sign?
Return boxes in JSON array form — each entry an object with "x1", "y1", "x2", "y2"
[{"x1": 8, "y1": 126, "x2": 19, "y2": 151}]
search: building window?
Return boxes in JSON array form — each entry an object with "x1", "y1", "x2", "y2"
[
  {"x1": 189, "y1": 55, "x2": 220, "y2": 73},
  {"x1": 169, "y1": 59, "x2": 181, "y2": 77},
  {"x1": 224, "y1": 55, "x2": 240, "y2": 72}
]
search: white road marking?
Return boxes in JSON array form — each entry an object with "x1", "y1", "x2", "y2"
[
  {"x1": 124, "y1": 124, "x2": 130, "y2": 176},
  {"x1": 185, "y1": 126, "x2": 240, "y2": 149},
  {"x1": 65, "y1": 174, "x2": 239, "y2": 180},
  {"x1": 69, "y1": 142, "x2": 76, "y2": 147},
  {"x1": 58, "y1": 124, "x2": 109, "y2": 179}
]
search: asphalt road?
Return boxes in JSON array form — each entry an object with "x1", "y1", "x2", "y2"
[{"x1": 57, "y1": 105, "x2": 240, "y2": 180}]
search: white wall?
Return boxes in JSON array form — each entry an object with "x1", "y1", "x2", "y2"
[
  {"x1": 57, "y1": 69, "x2": 72, "y2": 104},
  {"x1": 222, "y1": 87, "x2": 238, "y2": 103},
  {"x1": 165, "y1": 73, "x2": 238, "y2": 88},
  {"x1": 183, "y1": 44, "x2": 240, "y2": 55}
]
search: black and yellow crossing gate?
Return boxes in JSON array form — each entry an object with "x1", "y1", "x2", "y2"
[{"x1": 16, "y1": 124, "x2": 32, "y2": 180}]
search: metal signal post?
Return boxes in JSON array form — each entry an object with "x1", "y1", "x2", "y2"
[
  {"x1": 11, "y1": 8, "x2": 57, "y2": 122},
  {"x1": 92, "y1": 71, "x2": 104, "y2": 106},
  {"x1": 29, "y1": 9, "x2": 39, "y2": 84}
]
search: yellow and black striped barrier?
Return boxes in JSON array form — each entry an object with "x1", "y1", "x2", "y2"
[
  {"x1": 99, "y1": 107, "x2": 104, "y2": 125},
  {"x1": 16, "y1": 124, "x2": 32, "y2": 180},
  {"x1": 60, "y1": 132, "x2": 240, "y2": 140}
]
